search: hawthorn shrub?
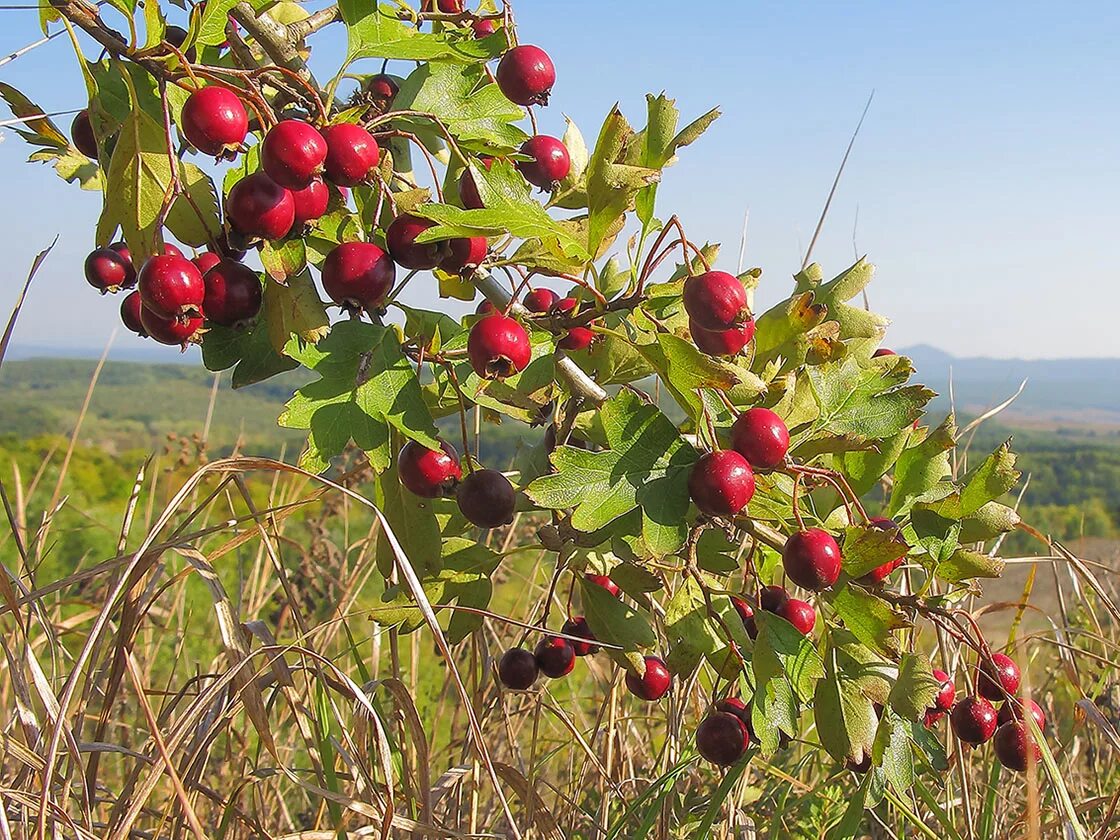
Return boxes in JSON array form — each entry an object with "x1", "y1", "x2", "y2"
[{"x1": 1, "y1": 1, "x2": 1103, "y2": 837}]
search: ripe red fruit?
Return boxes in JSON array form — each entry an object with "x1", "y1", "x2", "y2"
[
  {"x1": 977, "y1": 653, "x2": 1021, "y2": 701},
  {"x1": 140, "y1": 306, "x2": 203, "y2": 347},
  {"x1": 261, "y1": 120, "x2": 327, "y2": 189},
  {"x1": 684, "y1": 271, "x2": 751, "y2": 331},
  {"x1": 782, "y1": 528, "x2": 843, "y2": 591},
  {"x1": 291, "y1": 177, "x2": 331, "y2": 226},
  {"x1": 365, "y1": 73, "x2": 399, "y2": 101},
  {"x1": 457, "y1": 469, "x2": 516, "y2": 529},
  {"x1": 924, "y1": 710, "x2": 945, "y2": 728},
  {"x1": 386, "y1": 214, "x2": 444, "y2": 270},
  {"x1": 689, "y1": 319, "x2": 756, "y2": 356},
  {"x1": 558, "y1": 327, "x2": 595, "y2": 352},
  {"x1": 998, "y1": 697, "x2": 1046, "y2": 730},
  {"x1": 321, "y1": 123, "x2": 379, "y2": 187},
  {"x1": 778, "y1": 598, "x2": 816, "y2": 635},
  {"x1": 534, "y1": 637, "x2": 576, "y2": 678},
  {"x1": 213, "y1": 229, "x2": 248, "y2": 261},
  {"x1": 138, "y1": 254, "x2": 205, "y2": 320},
  {"x1": 498, "y1": 648, "x2": 538, "y2": 690},
  {"x1": 202, "y1": 260, "x2": 262, "y2": 327},
  {"x1": 160, "y1": 243, "x2": 186, "y2": 259},
  {"x1": 71, "y1": 110, "x2": 98, "y2": 159},
  {"x1": 731, "y1": 596, "x2": 757, "y2": 639},
  {"x1": 458, "y1": 157, "x2": 493, "y2": 209},
  {"x1": 859, "y1": 516, "x2": 908, "y2": 584},
  {"x1": 931, "y1": 668, "x2": 956, "y2": 714},
  {"x1": 760, "y1": 585, "x2": 790, "y2": 614},
  {"x1": 994, "y1": 721, "x2": 1042, "y2": 771},
  {"x1": 688, "y1": 450, "x2": 755, "y2": 517},
  {"x1": 84, "y1": 247, "x2": 134, "y2": 293},
  {"x1": 321, "y1": 242, "x2": 395, "y2": 313},
  {"x1": 715, "y1": 697, "x2": 753, "y2": 739},
  {"x1": 397, "y1": 439, "x2": 462, "y2": 498},
  {"x1": 441, "y1": 236, "x2": 488, "y2": 275},
  {"x1": 120, "y1": 291, "x2": 147, "y2": 337},
  {"x1": 516, "y1": 135, "x2": 570, "y2": 189},
  {"x1": 472, "y1": 18, "x2": 496, "y2": 37},
  {"x1": 873, "y1": 348, "x2": 897, "y2": 358},
  {"x1": 731, "y1": 407, "x2": 790, "y2": 471},
  {"x1": 585, "y1": 574, "x2": 620, "y2": 597},
  {"x1": 552, "y1": 296, "x2": 579, "y2": 317},
  {"x1": 226, "y1": 172, "x2": 295, "y2": 241},
  {"x1": 192, "y1": 251, "x2": 222, "y2": 276},
  {"x1": 181, "y1": 86, "x2": 248, "y2": 158},
  {"x1": 951, "y1": 696, "x2": 998, "y2": 744},
  {"x1": 697, "y1": 711, "x2": 749, "y2": 766},
  {"x1": 560, "y1": 616, "x2": 598, "y2": 656},
  {"x1": 496, "y1": 45, "x2": 556, "y2": 107},
  {"x1": 625, "y1": 656, "x2": 671, "y2": 701},
  {"x1": 467, "y1": 314, "x2": 532, "y2": 379},
  {"x1": 523, "y1": 288, "x2": 559, "y2": 313}
]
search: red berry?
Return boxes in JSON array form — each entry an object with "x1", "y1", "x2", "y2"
[
  {"x1": 321, "y1": 123, "x2": 380, "y2": 187},
  {"x1": 120, "y1": 291, "x2": 147, "y2": 337},
  {"x1": 321, "y1": 242, "x2": 395, "y2": 313},
  {"x1": 715, "y1": 697, "x2": 753, "y2": 739},
  {"x1": 386, "y1": 214, "x2": 444, "y2": 270},
  {"x1": 558, "y1": 327, "x2": 595, "y2": 352},
  {"x1": 777, "y1": 598, "x2": 816, "y2": 635},
  {"x1": 516, "y1": 135, "x2": 570, "y2": 189},
  {"x1": 137, "y1": 254, "x2": 205, "y2": 320},
  {"x1": 552, "y1": 296, "x2": 579, "y2": 317},
  {"x1": 366, "y1": 73, "x2": 399, "y2": 101},
  {"x1": 994, "y1": 721, "x2": 1042, "y2": 771},
  {"x1": 534, "y1": 637, "x2": 576, "y2": 678},
  {"x1": 759, "y1": 585, "x2": 789, "y2": 614},
  {"x1": 202, "y1": 259, "x2": 262, "y2": 327},
  {"x1": 467, "y1": 314, "x2": 531, "y2": 379},
  {"x1": 140, "y1": 306, "x2": 203, "y2": 347},
  {"x1": 160, "y1": 243, "x2": 186, "y2": 259},
  {"x1": 561, "y1": 616, "x2": 598, "y2": 656},
  {"x1": 291, "y1": 177, "x2": 331, "y2": 226},
  {"x1": 192, "y1": 251, "x2": 222, "y2": 276},
  {"x1": 731, "y1": 407, "x2": 790, "y2": 471},
  {"x1": 437, "y1": 0, "x2": 463, "y2": 10},
  {"x1": 697, "y1": 711, "x2": 749, "y2": 766},
  {"x1": 498, "y1": 648, "x2": 538, "y2": 690},
  {"x1": 625, "y1": 656, "x2": 671, "y2": 701},
  {"x1": 213, "y1": 229, "x2": 248, "y2": 261},
  {"x1": 684, "y1": 271, "x2": 751, "y2": 331},
  {"x1": 71, "y1": 110, "x2": 98, "y2": 159},
  {"x1": 688, "y1": 450, "x2": 755, "y2": 517},
  {"x1": 458, "y1": 157, "x2": 493, "y2": 209},
  {"x1": 472, "y1": 18, "x2": 496, "y2": 37},
  {"x1": 261, "y1": 120, "x2": 327, "y2": 189},
  {"x1": 924, "y1": 710, "x2": 945, "y2": 728},
  {"x1": 690, "y1": 319, "x2": 756, "y2": 356},
  {"x1": 497, "y1": 45, "x2": 556, "y2": 107},
  {"x1": 998, "y1": 697, "x2": 1046, "y2": 731},
  {"x1": 397, "y1": 439, "x2": 462, "y2": 498},
  {"x1": 931, "y1": 668, "x2": 956, "y2": 714},
  {"x1": 977, "y1": 653, "x2": 1021, "y2": 701},
  {"x1": 441, "y1": 236, "x2": 488, "y2": 275},
  {"x1": 226, "y1": 172, "x2": 295, "y2": 241},
  {"x1": 84, "y1": 247, "x2": 134, "y2": 293},
  {"x1": 523, "y1": 288, "x2": 559, "y2": 313},
  {"x1": 457, "y1": 469, "x2": 516, "y2": 529},
  {"x1": 585, "y1": 574, "x2": 619, "y2": 597},
  {"x1": 476, "y1": 298, "x2": 496, "y2": 315},
  {"x1": 731, "y1": 596, "x2": 757, "y2": 639},
  {"x1": 873, "y1": 348, "x2": 897, "y2": 358},
  {"x1": 782, "y1": 529, "x2": 842, "y2": 592},
  {"x1": 951, "y1": 696, "x2": 998, "y2": 744},
  {"x1": 181, "y1": 86, "x2": 248, "y2": 158}
]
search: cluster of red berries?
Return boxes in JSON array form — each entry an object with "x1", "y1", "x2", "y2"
[
  {"x1": 398, "y1": 438, "x2": 517, "y2": 530},
  {"x1": 497, "y1": 574, "x2": 673, "y2": 702},
  {"x1": 684, "y1": 270, "x2": 757, "y2": 356},
  {"x1": 732, "y1": 584, "x2": 816, "y2": 639}
]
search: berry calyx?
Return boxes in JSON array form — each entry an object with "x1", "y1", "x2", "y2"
[
  {"x1": 192, "y1": 251, "x2": 222, "y2": 276},
  {"x1": 321, "y1": 123, "x2": 380, "y2": 187},
  {"x1": 977, "y1": 653, "x2": 1021, "y2": 701},
  {"x1": 140, "y1": 306, "x2": 203, "y2": 348},
  {"x1": 558, "y1": 327, "x2": 595, "y2": 352},
  {"x1": 696, "y1": 711, "x2": 749, "y2": 766},
  {"x1": 202, "y1": 260, "x2": 262, "y2": 327},
  {"x1": 731, "y1": 407, "x2": 790, "y2": 470},
  {"x1": 731, "y1": 596, "x2": 757, "y2": 639},
  {"x1": 496, "y1": 45, "x2": 556, "y2": 107},
  {"x1": 261, "y1": 119, "x2": 328, "y2": 189},
  {"x1": 84, "y1": 247, "x2": 134, "y2": 293},
  {"x1": 365, "y1": 73, "x2": 399, "y2": 102},
  {"x1": 759, "y1": 585, "x2": 790, "y2": 614},
  {"x1": 534, "y1": 637, "x2": 576, "y2": 678},
  {"x1": 386, "y1": 214, "x2": 444, "y2": 270},
  {"x1": 457, "y1": 468, "x2": 517, "y2": 529},
  {"x1": 137, "y1": 254, "x2": 205, "y2": 320},
  {"x1": 994, "y1": 721, "x2": 1042, "y2": 771},
  {"x1": 560, "y1": 616, "x2": 598, "y2": 656},
  {"x1": 498, "y1": 648, "x2": 538, "y2": 690},
  {"x1": 688, "y1": 450, "x2": 755, "y2": 517},
  {"x1": 516, "y1": 135, "x2": 570, "y2": 189},
  {"x1": 440, "y1": 236, "x2": 488, "y2": 276},
  {"x1": 467, "y1": 314, "x2": 532, "y2": 379},
  {"x1": 397, "y1": 439, "x2": 462, "y2": 498},
  {"x1": 998, "y1": 697, "x2": 1046, "y2": 730},
  {"x1": 72, "y1": 110, "x2": 98, "y2": 159},
  {"x1": 226, "y1": 172, "x2": 295, "y2": 241},
  {"x1": 625, "y1": 656, "x2": 671, "y2": 701},
  {"x1": 950, "y1": 696, "x2": 998, "y2": 744},
  {"x1": 120, "y1": 291, "x2": 147, "y2": 337},
  {"x1": 181, "y1": 86, "x2": 248, "y2": 158},
  {"x1": 689, "y1": 319, "x2": 755, "y2": 356},
  {"x1": 458, "y1": 157, "x2": 493, "y2": 209},
  {"x1": 321, "y1": 241, "x2": 395, "y2": 314},
  {"x1": 782, "y1": 528, "x2": 842, "y2": 592},
  {"x1": 777, "y1": 598, "x2": 816, "y2": 636},
  {"x1": 291, "y1": 177, "x2": 331, "y2": 226},
  {"x1": 683, "y1": 270, "x2": 751, "y2": 331},
  {"x1": 523, "y1": 287, "x2": 559, "y2": 313},
  {"x1": 585, "y1": 574, "x2": 620, "y2": 597},
  {"x1": 931, "y1": 668, "x2": 956, "y2": 714}
]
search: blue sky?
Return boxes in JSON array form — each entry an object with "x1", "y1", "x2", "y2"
[{"x1": 1, "y1": 1, "x2": 1118, "y2": 359}]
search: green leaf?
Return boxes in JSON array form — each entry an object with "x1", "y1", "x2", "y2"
[
  {"x1": 959, "y1": 502, "x2": 1021, "y2": 542},
  {"x1": 753, "y1": 610, "x2": 825, "y2": 702},
  {"x1": 635, "y1": 332, "x2": 764, "y2": 421},
  {"x1": 839, "y1": 428, "x2": 913, "y2": 497},
  {"x1": 634, "y1": 94, "x2": 719, "y2": 225},
  {"x1": 888, "y1": 653, "x2": 941, "y2": 721},
  {"x1": 374, "y1": 456, "x2": 444, "y2": 580},
  {"x1": 889, "y1": 414, "x2": 957, "y2": 517},
  {"x1": 815, "y1": 648, "x2": 878, "y2": 766},
  {"x1": 840, "y1": 523, "x2": 910, "y2": 579},
  {"x1": 165, "y1": 162, "x2": 221, "y2": 247},
  {"x1": 340, "y1": 0, "x2": 503, "y2": 63},
  {"x1": 260, "y1": 237, "x2": 309, "y2": 281},
  {"x1": 586, "y1": 106, "x2": 660, "y2": 256},
  {"x1": 262, "y1": 269, "x2": 330, "y2": 352},
  {"x1": 197, "y1": 0, "x2": 239, "y2": 45},
  {"x1": 807, "y1": 355, "x2": 933, "y2": 442},
  {"x1": 935, "y1": 548, "x2": 1005, "y2": 582},
  {"x1": 827, "y1": 580, "x2": 908, "y2": 659},
  {"x1": 833, "y1": 629, "x2": 896, "y2": 704},
  {"x1": 959, "y1": 440, "x2": 1019, "y2": 516},
  {"x1": 200, "y1": 320, "x2": 299, "y2": 388},
  {"x1": 582, "y1": 578, "x2": 655, "y2": 651}
]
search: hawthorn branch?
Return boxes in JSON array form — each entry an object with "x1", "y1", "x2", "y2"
[
  {"x1": 286, "y1": 5, "x2": 342, "y2": 41},
  {"x1": 228, "y1": 2, "x2": 312, "y2": 81}
]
